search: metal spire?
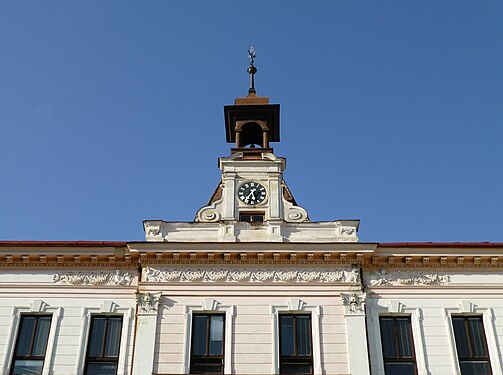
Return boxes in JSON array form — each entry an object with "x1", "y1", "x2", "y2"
[{"x1": 247, "y1": 46, "x2": 257, "y2": 94}]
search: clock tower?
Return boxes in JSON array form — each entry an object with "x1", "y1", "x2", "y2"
[{"x1": 144, "y1": 50, "x2": 359, "y2": 242}]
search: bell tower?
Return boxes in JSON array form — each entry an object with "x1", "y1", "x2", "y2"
[
  {"x1": 195, "y1": 47, "x2": 309, "y2": 228},
  {"x1": 144, "y1": 48, "x2": 359, "y2": 243},
  {"x1": 224, "y1": 47, "x2": 279, "y2": 155}
]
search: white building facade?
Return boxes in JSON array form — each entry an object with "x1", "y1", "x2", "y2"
[{"x1": 1, "y1": 74, "x2": 502, "y2": 375}]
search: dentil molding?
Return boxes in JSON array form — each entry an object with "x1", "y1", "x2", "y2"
[
  {"x1": 53, "y1": 270, "x2": 133, "y2": 286},
  {"x1": 366, "y1": 269, "x2": 450, "y2": 286},
  {"x1": 144, "y1": 266, "x2": 360, "y2": 283}
]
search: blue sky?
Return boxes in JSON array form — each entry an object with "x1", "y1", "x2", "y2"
[{"x1": 0, "y1": 1, "x2": 501, "y2": 242}]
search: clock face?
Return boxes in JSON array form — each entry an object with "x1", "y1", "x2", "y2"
[{"x1": 238, "y1": 182, "x2": 267, "y2": 205}]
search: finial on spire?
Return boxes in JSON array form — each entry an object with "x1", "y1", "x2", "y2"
[
  {"x1": 247, "y1": 45, "x2": 257, "y2": 95},
  {"x1": 248, "y1": 46, "x2": 256, "y2": 66}
]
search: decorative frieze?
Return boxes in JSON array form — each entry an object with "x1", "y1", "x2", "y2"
[
  {"x1": 367, "y1": 269, "x2": 450, "y2": 286},
  {"x1": 144, "y1": 266, "x2": 360, "y2": 284},
  {"x1": 53, "y1": 270, "x2": 133, "y2": 286}
]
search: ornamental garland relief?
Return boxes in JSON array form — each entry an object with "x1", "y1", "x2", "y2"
[
  {"x1": 144, "y1": 266, "x2": 360, "y2": 284},
  {"x1": 367, "y1": 269, "x2": 450, "y2": 286},
  {"x1": 53, "y1": 270, "x2": 133, "y2": 286}
]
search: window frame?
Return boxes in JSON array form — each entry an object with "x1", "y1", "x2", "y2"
[
  {"x1": 443, "y1": 303, "x2": 501, "y2": 375},
  {"x1": 189, "y1": 313, "x2": 226, "y2": 374},
  {"x1": 271, "y1": 300, "x2": 321, "y2": 375},
  {"x1": 239, "y1": 211, "x2": 265, "y2": 223},
  {"x1": 83, "y1": 314, "x2": 124, "y2": 375},
  {"x1": 451, "y1": 315, "x2": 492, "y2": 375},
  {"x1": 182, "y1": 300, "x2": 235, "y2": 375},
  {"x1": 10, "y1": 314, "x2": 53, "y2": 375},
  {"x1": 278, "y1": 313, "x2": 313, "y2": 375},
  {"x1": 378, "y1": 315, "x2": 418, "y2": 375},
  {"x1": 2, "y1": 302, "x2": 61, "y2": 375}
]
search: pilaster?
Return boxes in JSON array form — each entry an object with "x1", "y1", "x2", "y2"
[
  {"x1": 341, "y1": 293, "x2": 370, "y2": 375},
  {"x1": 132, "y1": 292, "x2": 161, "y2": 375}
]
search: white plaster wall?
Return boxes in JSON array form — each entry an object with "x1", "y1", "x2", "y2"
[{"x1": 153, "y1": 290, "x2": 351, "y2": 375}]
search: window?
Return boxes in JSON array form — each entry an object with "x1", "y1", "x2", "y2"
[
  {"x1": 452, "y1": 316, "x2": 492, "y2": 375},
  {"x1": 239, "y1": 212, "x2": 264, "y2": 223},
  {"x1": 279, "y1": 314, "x2": 313, "y2": 375},
  {"x1": 84, "y1": 316, "x2": 123, "y2": 375},
  {"x1": 190, "y1": 314, "x2": 225, "y2": 374},
  {"x1": 11, "y1": 315, "x2": 52, "y2": 375},
  {"x1": 379, "y1": 316, "x2": 417, "y2": 375}
]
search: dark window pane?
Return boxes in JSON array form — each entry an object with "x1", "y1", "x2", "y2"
[
  {"x1": 86, "y1": 362, "x2": 118, "y2": 375},
  {"x1": 396, "y1": 318, "x2": 413, "y2": 358},
  {"x1": 280, "y1": 316, "x2": 294, "y2": 356},
  {"x1": 384, "y1": 363, "x2": 416, "y2": 375},
  {"x1": 104, "y1": 318, "x2": 122, "y2": 357},
  {"x1": 452, "y1": 316, "x2": 491, "y2": 375},
  {"x1": 252, "y1": 215, "x2": 264, "y2": 223},
  {"x1": 380, "y1": 316, "x2": 416, "y2": 375},
  {"x1": 453, "y1": 317, "x2": 470, "y2": 358},
  {"x1": 281, "y1": 362, "x2": 312, "y2": 374},
  {"x1": 12, "y1": 360, "x2": 44, "y2": 375},
  {"x1": 85, "y1": 316, "x2": 122, "y2": 375},
  {"x1": 279, "y1": 315, "x2": 313, "y2": 374},
  {"x1": 190, "y1": 358, "x2": 223, "y2": 374},
  {"x1": 16, "y1": 317, "x2": 36, "y2": 356},
  {"x1": 32, "y1": 317, "x2": 52, "y2": 356},
  {"x1": 190, "y1": 314, "x2": 225, "y2": 374},
  {"x1": 459, "y1": 361, "x2": 491, "y2": 375},
  {"x1": 209, "y1": 315, "x2": 224, "y2": 355},
  {"x1": 468, "y1": 318, "x2": 487, "y2": 358},
  {"x1": 88, "y1": 317, "x2": 106, "y2": 357},
  {"x1": 297, "y1": 316, "x2": 311, "y2": 356},
  {"x1": 380, "y1": 318, "x2": 397, "y2": 359},
  {"x1": 193, "y1": 315, "x2": 209, "y2": 356}
]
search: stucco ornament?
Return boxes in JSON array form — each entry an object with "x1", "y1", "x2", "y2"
[
  {"x1": 341, "y1": 227, "x2": 356, "y2": 236},
  {"x1": 136, "y1": 292, "x2": 161, "y2": 314},
  {"x1": 144, "y1": 267, "x2": 359, "y2": 284},
  {"x1": 144, "y1": 221, "x2": 163, "y2": 239},
  {"x1": 283, "y1": 200, "x2": 309, "y2": 223},
  {"x1": 53, "y1": 270, "x2": 133, "y2": 286},
  {"x1": 195, "y1": 190, "x2": 223, "y2": 223},
  {"x1": 341, "y1": 293, "x2": 366, "y2": 315},
  {"x1": 367, "y1": 269, "x2": 450, "y2": 286}
]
